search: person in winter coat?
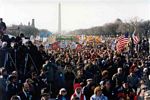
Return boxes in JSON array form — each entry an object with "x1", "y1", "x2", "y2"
[
  {"x1": 56, "y1": 88, "x2": 69, "y2": 100},
  {"x1": 102, "y1": 80, "x2": 115, "y2": 100},
  {"x1": 6, "y1": 75, "x2": 19, "y2": 100},
  {"x1": 90, "y1": 86, "x2": 108, "y2": 100},
  {"x1": 71, "y1": 83, "x2": 86, "y2": 100},
  {"x1": 83, "y1": 79, "x2": 95, "y2": 100},
  {"x1": 0, "y1": 67, "x2": 8, "y2": 100}
]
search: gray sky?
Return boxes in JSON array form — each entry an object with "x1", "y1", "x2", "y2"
[{"x1": 0, "y1": 0, "x2": 150, "y2": 32}]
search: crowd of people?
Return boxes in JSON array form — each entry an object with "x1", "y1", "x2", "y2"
[{"x1": 0, "y1": 18, "x2": 150, "y2": 100}]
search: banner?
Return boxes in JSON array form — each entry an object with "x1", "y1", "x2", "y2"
[
  {"x1": 48, "y1": 35, "x2": 56, "y2": 44},
  {"x1": 60, "y1": 41, "x2": 68, "y2": 48},
  {"x1": 86, "y1": 35, "x2": 94, "y2": 42},
  {"x1": 95, "y1": 36, "x2": 102, "y2": 43},
  {"x1": 83, "y1": 36, "x2": 102, "y2": 43},
  {"x1": 56, "y1": 36, "x2": 76, "y2": 41},
  {"x1": 70, "y1": 42, "x2": 77, "y2": 49}
]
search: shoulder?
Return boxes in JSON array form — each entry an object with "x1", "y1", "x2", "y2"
[
  {"x1": 19, "y1": 93, "x2": 25, "y2": 99},
  {"x1": 91, "y1": 94, "x2": 96, "y2": 99},
  {"x1": 100, "y1": 95, "x2": 108, "y2": 100},
  {"x1": 71, "y1": 94, "x2": 76, "y2": 100},
  {"x1": 104, "y1": 96, "x2": 108, "y2": 100},
  {"x1": 56, "y1": 95, "x2": 63, "y2": 99}
]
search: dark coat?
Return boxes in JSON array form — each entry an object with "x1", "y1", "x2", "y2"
[
  {"x1": 19, "y1": 91, "x2": 33, "y2": 100},
  {"x1": 6, "y1": 83, "x2": 18, "y2": 100},
  {"x1": 0, "y1": 77, "x2": 7, "y2": 100},
  {"x1": 56, "y1": 95, "x2": 70, "y2": 100}
]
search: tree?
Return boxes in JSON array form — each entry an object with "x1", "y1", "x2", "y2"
[
  {"x1": 7, "y1": 25, "x2": 39, "y2": 37},
  {"x1": 20, "y1": 25, "x2": 39, "y2": 37},
  {"x1": 68, "y1": 18, "x2": 150, "y2": 38},
  {"x1": 139, "y1": 20, "x2": 150, "y2": 39}
]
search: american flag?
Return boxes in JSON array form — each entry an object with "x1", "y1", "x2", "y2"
[
  {"x1": 132, "y1": 32, "x2": 139, "y2": 45},
  {"x1": 116, "y1": 33, "x2": 129, "y2": 52}
]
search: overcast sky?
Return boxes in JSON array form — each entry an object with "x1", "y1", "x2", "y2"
[{"x1": 0, "y1": 0, "x2": 150, "y2": 32}]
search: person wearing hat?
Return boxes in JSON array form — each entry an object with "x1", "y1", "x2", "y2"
[
  {"x1": 102, "y1": 80, "x2": 115, "y2": 100},
  {"x1": 116, "y1": 82, "x2": 135, "y2": 100},
  {"x1": 90, "y1": 86, "x2": 108, "y2": 100},
  {"x1": 0, "y1": 67, "x2": 8, "y2": 100},
  {"x1": 18, "y1": 82, "x2": 33, "y2": 100},
  {"x1": 56, "y1": 88, "x2": 69, "y2": 100},
  {"x1": 6, "y1": 75, "x2": 19, "y2": 100},
  {"x1": 71, "y1": 83, "x2": 86, "y2": 100},
  {"x1": 144, "y1": 90, "x2": 150, "y2": 100},
  {"x1": 41, "y1": 93, "x2": 50, "y2": 100},
  {"x1": 10, "y1": 95, "x2": 21, "y2": 100},
  {"x1": 83, "y1": 78, "x2": 95, "y2": 100},
  {"x1": 112, "y1": 67, "x2": 126, "y2": 88},
  {"x1": 134, "y1": 84, "x2": 148, "y2": 100}
]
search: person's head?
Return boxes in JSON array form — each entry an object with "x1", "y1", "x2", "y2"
[
  {"x1": 129, "y1": 72, "x2": 134, "y2": 76},
  {"x1": 139, "y1": 79, "x2": 145, "y2": 85},
  {"x1": 12, "y1": 71, "x2": 18, "y2": 77},
  {"x1": 64, "y1": 65, "x2": 72, "y2": 72},
  {"x1": 140, "y1": 84, "x2": 148, "y2": 92},
  {"x1": 39, "y1": 45, "x2": 44, "y2": 51},
  {"x1": 2, "y1": 42, "x2": 7, "y2": 48},
  {"x1": 88, "y1": 59, "x2": 92, "y2": 64},
  {"x1": 74, "y1": 83, "x2": 82, "y2": 94},
  {"x1": 59, "y1": 88, "x2": 67, "y2": 96},
  {"x1": 31, "y1": 72, "x2": 37, "y2": 79},
  {"x1": 19, "y1": 33, "x2": 25, "y2": 38},
  {"x1": 99, "y1": 81, "x2": 104, "y2": 89},
  {"x1": 122, "y1": 82, "x2": 129, "y2": 89},
  {"x1": 23, "y1": 82, "x2": 30, "y2": 92},
  {"x1": 102, "y1": 70, "x2": 109, "y2": 78},
  {"x1": 0, "y1": 67, "x2": 7, "y2": 76},
  {"x1": 104, "y1": 81, "x2": 111, "y2": 89},
  {"x1": 86, "y1": 78, "x2": 93, "y2": 85},
  {"x1": 41, "y1": 93, "x2": 50, "y2": 100},
  {"x1": 144, "y1": 90, "x2": 150, "y2": 100},
  {"x1": 9, "y1": 75, "x2": 17, "y2": 83},
  {"x1": 117, "y1": 67, "x2": 123, "y2": 74},
  {"x1": 25, "y1": 78, "x2": 34, "y2": 85},
  {"x1": 0, "y1": 18, "x2": 3, "y2": 22},
  {"x1": 77, "y1": 69, "x2": 83, "y2": 77},
  {"x1": 94, "y1": 86, "x2": 102, "y2": 96},
  {"x1": 10, "y1": 95, "x2": 21, "y2": 100},
  {"x1": 143, "y1": 68, "x2": 148, "y2": 73}
]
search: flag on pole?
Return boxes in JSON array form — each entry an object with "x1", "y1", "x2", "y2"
[
  {"x1": 70, "y1": 42, "x2": 77, "y2": 49},
  {"x1": 116, "y1": 33, "x2": 129, "y2": 52},
  {"x1": 132, "y1": 27, "x2": 140, "y2": 45},
  {"x1": 111, "y1": 39, "x2": 117, "y2": 51},
  {"x1": 132, "y1": 32, "x2": 139, "y2": 45}
]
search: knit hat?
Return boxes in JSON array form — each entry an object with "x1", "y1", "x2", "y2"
[
  {"x1": 59, "y1": 88, "x2": 67, "y2": 95},
  {"x1": 74, "y1": 83, "x2": 82, "y2": 90},
  {"x1": 2, "y1": 42, "x2": 7, "y2": 48},
  {"x1": 143, "y1": 68, "x2": 148, "y2": 73}
]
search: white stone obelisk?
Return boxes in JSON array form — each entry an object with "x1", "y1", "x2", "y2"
[{"x1": 58, "y1": 2, "x2": 61, "y2": 34}]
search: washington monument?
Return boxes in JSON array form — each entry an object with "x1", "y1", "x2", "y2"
[{"x1": 58, "y1": 2, "x2": 61, "y2": 34}]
